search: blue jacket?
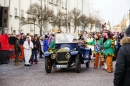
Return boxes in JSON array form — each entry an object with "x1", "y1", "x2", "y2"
[{"x1": 43, "y1": 39, "x2": 49, "y2": 52}]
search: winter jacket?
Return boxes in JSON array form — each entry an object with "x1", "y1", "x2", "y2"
[
  {"x1": 114, "y1": 37, "x2": 130, "y2": 86},
  {"x1": 15, "y1": 38, "x2": 21, "y2": 53},
  {"x1": 20, "y1": 38, "x2": 25, "y2": 45},
  {"x1": 32, "y1": 40, "x2": 40, "y2": 51}
]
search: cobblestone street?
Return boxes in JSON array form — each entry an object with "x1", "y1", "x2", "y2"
[{"x1": 0, "y1": 58, "x2": 114, "y2": 86}]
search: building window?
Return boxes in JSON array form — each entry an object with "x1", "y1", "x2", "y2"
[
  {"x1": 14, "y1": 8, "x2": 17, "y2": 16},
  {"x1": 65, "y1": 2, "x2": 67, "y2": 9},
  {"x1": 51, "y1": 0, "x2": 53, "y2": 4},
  {"x1": 62, "y1": 1, "x2": 64, "y2": 8},
  {"x1": 44, "y1": 3, "x2": 46, "y2": 9},
  {"x1": 21, "y1": 10, "x2": 24, "y2": 17},
  {"x1": 13, "y1": 30, "x2": 16, "y2": 33},
  {"x1": 11, "y1": 27, "x2": 12, "y2": 32},
  {"x1": 56, "y1": 0, "x2": 58, "y2": 6},
  {"x1": 53, "y1": 0, "x2": 56, "y2": 5}
]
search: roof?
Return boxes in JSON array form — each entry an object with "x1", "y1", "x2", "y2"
[
  {"x1": 115, "y1": 19, "x2": 127, "y2": 27},
  {"x1": 121, "y1": 19, "x2": 127, "y2": 27}
]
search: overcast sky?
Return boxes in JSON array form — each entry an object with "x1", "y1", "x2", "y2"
[{"x1": 83, "y1": 0, "x2": 130, "y2": 26}]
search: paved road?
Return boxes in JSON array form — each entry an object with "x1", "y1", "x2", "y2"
[{"x1": 0, "y1": 58, "x2": 115, "y2": 86}]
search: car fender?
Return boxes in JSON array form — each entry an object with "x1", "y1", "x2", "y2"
[
  {"x1": 44, "y1": 52, "x2": 51, "y2": 57},
  {"x1": 70, "y1": 51, "x2": 79, "y2": 55}
]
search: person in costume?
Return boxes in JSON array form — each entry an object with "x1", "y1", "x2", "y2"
[
  {"x1": 48, "y1": 36, "x2": 56, "y2": 53},
  {"x1": 86, "y1": 34, "x2": 103, "y2": 68},
  {"x1": 103, "y1": 32, "x2": 115, "y2": 73},
  {"x1": 23, "y1": 36, "x2": 33, "y2": 66},
  {"x1": 43, "y1": 35, "x2": 49, "y2": 52}
]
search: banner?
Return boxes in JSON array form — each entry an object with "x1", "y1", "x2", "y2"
[{"x1": 0, "y1": 34, "x2": 10, "y2": 50}]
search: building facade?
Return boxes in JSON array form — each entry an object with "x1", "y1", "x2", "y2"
[{"x1": 0, "y1": 0, "x2": 70, "y2": 35}]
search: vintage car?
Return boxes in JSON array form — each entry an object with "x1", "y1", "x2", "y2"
[{"x1": 44, "y1": 33, "x2": 92, "y2": 73}]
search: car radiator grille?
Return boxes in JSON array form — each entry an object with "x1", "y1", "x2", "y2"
[{"x1": 56, "y1": 52, "x2": 68, "y2": 62}]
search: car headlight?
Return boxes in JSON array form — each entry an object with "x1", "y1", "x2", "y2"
[
  {"x1": 65, "y1": 53, "x2": 71, "y2": 59},
  {"x1": 51, "y1": 54, "x2": 56, "y2": 59}
]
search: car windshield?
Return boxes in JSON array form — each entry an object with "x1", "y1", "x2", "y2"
[{"x1": 55, "y1": 33, "x2": 79, "y2": 43}]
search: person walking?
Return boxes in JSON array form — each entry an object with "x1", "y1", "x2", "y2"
[
  {"x1": 114, "y1": 26, "x2": 130, "y2": 86},
  {"x1": 103, "y1": 31, "x2": 115, "y2": 73},
  {"x1": 31, "y1": 36, "x2": 40, "y2": 64},
  {"x1": 86, "y1": 34, "x2": 94, "y2": 59},
  {"x1": 86, "y1": 34, "x2": 103, "y2": 68},
  {"x1": 23, "y1": 36, "x2": 33, "y2": 66},
  {"x1": 14, "y1": 36, "x2": 21, "y2": 66}
]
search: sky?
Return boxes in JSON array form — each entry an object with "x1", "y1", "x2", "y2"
[{"x1": 84, "y1": 0, "x2": 130, "y2": 26}]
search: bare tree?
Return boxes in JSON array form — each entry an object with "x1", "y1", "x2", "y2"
[
  {"x1": 21, "y1": 3, "x2": 54, "y2": 35},
  {"x1": 51, "y1": 12, "x2": 65, "y2": 28},
  {"x1": 79, "y1": 15, "x2": 88, "y2": 31},
  {"x1": 68, "y1": 8, "x2": 81, "y2": 33},
  {"x1": 50, "y1": 11, "x2": 68, "y2": 33}
]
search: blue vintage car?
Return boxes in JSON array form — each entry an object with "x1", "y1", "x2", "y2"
[{"x1": 44, "y1": 33, "x2": 92, "y2": 73}]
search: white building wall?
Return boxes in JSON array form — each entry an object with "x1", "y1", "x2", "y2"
[{"x1": 0, "y1": 0, "x2": 68, "y2": 35}]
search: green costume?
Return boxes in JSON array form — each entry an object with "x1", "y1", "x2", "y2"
[
  {"x1": 103, "y1": 39, "x2": 115, "y2": 57},
  {"x1": 87, "y1": 39, "x2": 95, "y2": 45},
  {"x1": 87, "y1": 39, "x2": 103, "y2": 54},
  {"x1": 49, "y1": 41, "x2": 55, "y2": 49},
  {"x1": 49, "y1": 40, "x2": 56, "y2": 53}
]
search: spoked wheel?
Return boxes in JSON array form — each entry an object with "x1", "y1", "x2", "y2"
[
  {"x1": 45, "y1": 57, "x2": 52, "y2": 73},
  {"x1": 75, "y1": 54, "x2": 81, "y2": 73},
  {"x1": 86, "y1": 61, "x2": 90, "y2": 68}
]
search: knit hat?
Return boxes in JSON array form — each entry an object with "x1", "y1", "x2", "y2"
[
  {"x1": 125, "y1": 25, "x2": 130, "y2": 36},
  {"x1": 45, "y1": 35, "x2": 48, "y2": 38}
]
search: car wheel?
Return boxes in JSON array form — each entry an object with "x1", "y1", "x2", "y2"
[
  {"x1": 75, "y1": 54, "x2": 81, "y2": 73},
  {"x1": 86, "y1": 61, "x2": 90, "y2": 68},
  {"x1": 45, "y1": 57, "x2": 52, "y2": 73}
]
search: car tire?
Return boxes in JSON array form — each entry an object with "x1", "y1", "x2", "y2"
[
  {"x1": 75, "y1": 54, "x2": 81, "y2": 73},
  {"x1": 86, "y1": 55, "x2": 91, "y2": 68},
  {"x1": 45, "y1": 57, "x2": 52, "y2": 73},
  {"x1": 86, "y1": 61, "x2": 90, "y2": 68}
]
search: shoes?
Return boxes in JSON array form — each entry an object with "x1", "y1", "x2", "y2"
[
  {"x1": 106, "y1": 69, "x2": 113, "y2": 73},
  {"x1": 14, "y1": 62, "x2": 19, "y2": 66},
  {"x1": 94, "y1": 66, "x2": 97, "y2": 69},
  {"x1": 99, "y1": 66, "x2": 102, "y2": 68},
  {"x1": 24, "y1": 64, "x2": 31, "y2": 66},
  {"x1": 35, "y1": 62, "x2": 38, "y2": 64},
  {"x1": 31, "y1": 62, "x2": 33, "y2": 64}
]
